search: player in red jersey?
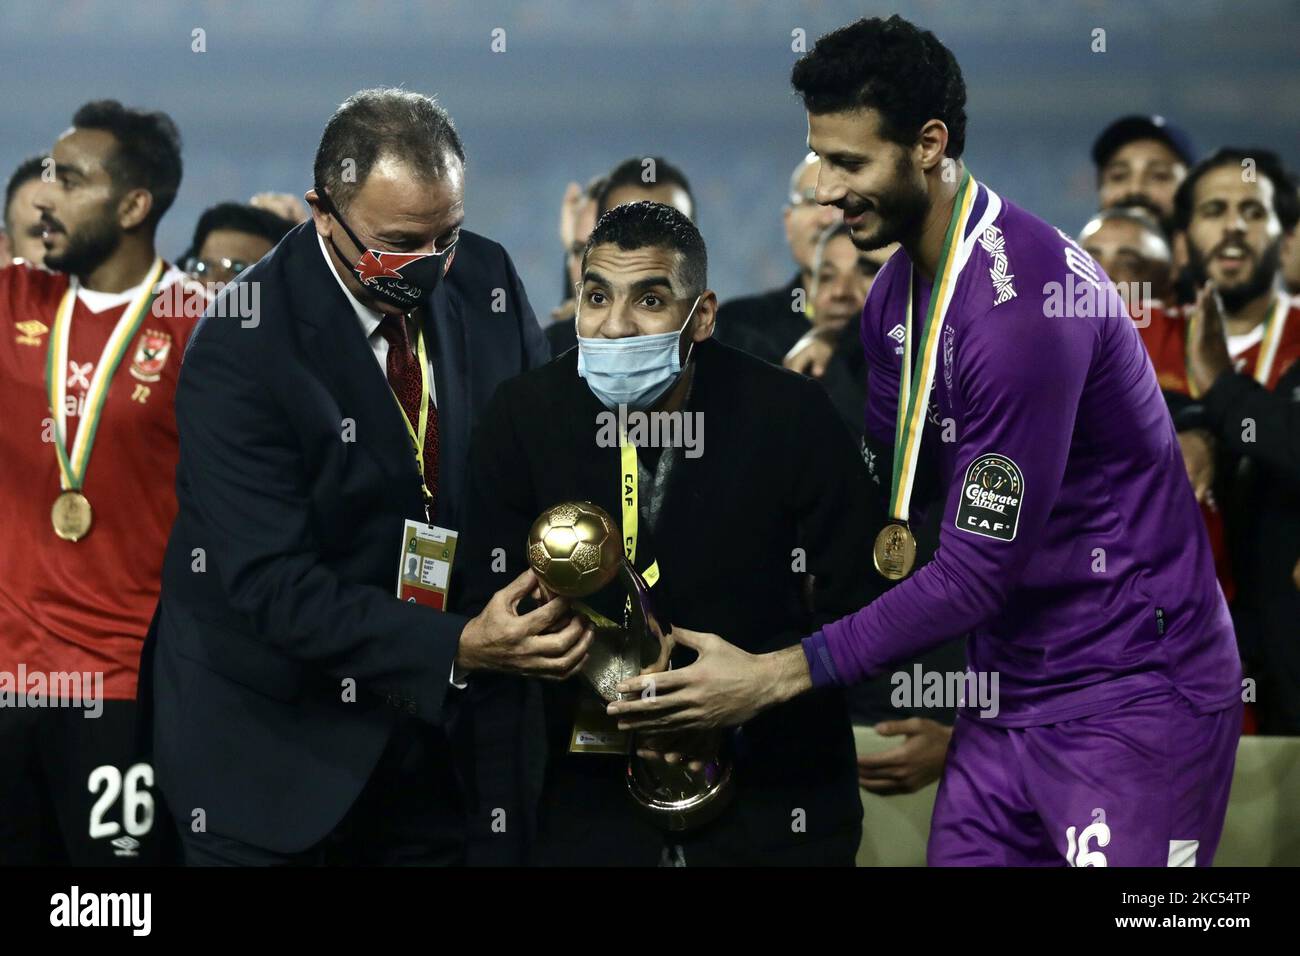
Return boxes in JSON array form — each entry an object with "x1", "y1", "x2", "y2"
[
  {"x1": 1078, "y1": 206, "x2": 1237, "y2": 601},
  {"x1": 1149, "y1": 152, "x2": 1300, "y2": 472},
  {"x1": 0, "y1": 101, "x2": 205, "y2": 864},
  {"x1": 1174, "y1": 148, "x2": 1300, "y2": 734}
]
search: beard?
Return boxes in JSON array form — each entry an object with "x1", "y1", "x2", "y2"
[
  {"x1": 1105, "y1": 192, "x2": 1174, "y2": 232},
  {"x1": 1186, "y1": 234, "x2": 1282, "y2": 314},
  {"x1": 844, "y1": 156, "x2": 930, "y2": 252},
  {"x1": 43, "y1": 206, "x2": 121, "y2": 276}
]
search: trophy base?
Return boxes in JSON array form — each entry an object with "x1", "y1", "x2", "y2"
[{"x1": 625, "y1": 736, "x2": 735, "y2": 832}]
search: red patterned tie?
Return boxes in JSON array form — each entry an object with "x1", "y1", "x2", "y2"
[{"x1": 377, "y1": 314, "x2": 438, "y2": 515}]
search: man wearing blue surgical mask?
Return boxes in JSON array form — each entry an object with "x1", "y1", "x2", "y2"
[
  {"x1": 459, "y1": 201, "x2": 880, "y2": 865},
  {"x1": 575, "y1": 230, "x2": 714, "y2": 413}
]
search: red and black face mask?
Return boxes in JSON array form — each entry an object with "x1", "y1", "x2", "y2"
[{"x1": 316, "y1": 185, "x2": 457, "y2": 312}]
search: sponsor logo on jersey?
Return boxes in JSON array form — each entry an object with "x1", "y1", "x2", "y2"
[
  {"x1": 860, "y1": 438, "x2": 881, "y2": 487},
  {"x1": 67, "y1": 360, "x2": 93, "y2": 391},
  {"x1": 955, "y1": 453, "x2": 1023, "y2": 541},
  {"x1": 925, "y1": 394, "x2": 942, "y2": 427},
  {"x1": 977, "y1": 224, "x2": 1016, "y2": 305},
  {"x1": 15, "y1": 319, "x2": 48, "y2": 346},
  {"x1": 111, "y1": 835, "x2": 140, "y2": 858},
  {"x1": 943, "y1": 325, "x2": 956, "y2": 396},
  {"x1": 129, "y1": 329, "x2": 172, "y2": 383}
]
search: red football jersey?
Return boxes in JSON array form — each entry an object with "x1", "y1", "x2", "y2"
[
  {"x1": 1140, "y1": 295, "x2": 1300, "y2": 394},
  {"x1": 1136, "y1": 295, "x2": 1300, "y2": 604},
  {"x1": 0, "y1": 260, "x2": 202, "y2": 699}
]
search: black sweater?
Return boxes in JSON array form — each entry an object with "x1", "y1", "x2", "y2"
[{"x1": 455, "y1": 338, "x2": 878, "y2": 863}]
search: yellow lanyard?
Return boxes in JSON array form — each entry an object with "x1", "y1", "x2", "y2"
[
  {"x1": 619, "y1": 432, "x2": 660, "y2": 588},
  {"x1": 388, "y1": 316, "x2": 434, "y2": 512}
]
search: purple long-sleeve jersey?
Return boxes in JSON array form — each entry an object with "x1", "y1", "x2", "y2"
[{"x1": 802, "y1": 180, "x2": 1241, "y2": 726}]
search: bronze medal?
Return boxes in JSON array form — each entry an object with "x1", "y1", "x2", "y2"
[
  {"x1": 51, "y1": 490, "x2": 93, "y2": 542},
  {"x1": 873, "y1": 522, "x2": 916, "y2": 580}
]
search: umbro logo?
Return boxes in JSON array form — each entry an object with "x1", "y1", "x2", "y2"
[
  {"x1": 110, "y1": 835, "x2": 140, "y2": 858},
  {"x1": 15, "y1": 319, "x2": 48, "y2": 346},
  {"x1": 887, "y1": 323, "x2": 906, "y2": 354}
]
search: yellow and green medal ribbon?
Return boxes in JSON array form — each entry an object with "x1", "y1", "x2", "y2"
[
  {"x1": 886, "y1": 170, "x2": 976, "y2": 524},
  {"x1": 45, "y1": 259, "x2": 165, "y2": 495}
]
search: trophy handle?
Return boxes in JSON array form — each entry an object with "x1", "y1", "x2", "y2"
[
  {"x1": 568, "y1": 558, "x2": 671, "y2": 703},
  {"x1": 619, "y1": 559, "x2": 673, "y2": 675}
]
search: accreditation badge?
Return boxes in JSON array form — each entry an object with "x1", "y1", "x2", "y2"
[{"x1": 396, "y1": 519, "x2": 458, "y2": 610}]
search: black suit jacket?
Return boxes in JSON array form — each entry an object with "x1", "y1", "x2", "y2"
[
  {"x1": 712, "y1": 274, "x2": 811, "y2": 365},
  {"x1": 147, "y1": 222, "x2": 547, "y2": 853},
  {"x1": 458, "y1": 339, "x2": 877, "y2": 864},
  {"x1": 544, "y1": 318, "x2": 576, "y2": 358},
  {"x1": 1201, "y1": 362, "x2": 1300, "y2": 732}
]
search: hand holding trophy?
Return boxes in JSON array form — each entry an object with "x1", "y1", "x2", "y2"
[{"x1": 527, "y1": 501, "x2": 733, "y2": 831}]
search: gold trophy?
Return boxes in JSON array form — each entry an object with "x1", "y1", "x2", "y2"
[{"x1": 527, "y1": 501, "x2": 733, "y2": 831}]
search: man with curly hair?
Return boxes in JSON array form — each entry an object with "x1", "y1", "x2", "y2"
[{"x1": 610, "y1": 14, "x2": 1242, "y2": 868}]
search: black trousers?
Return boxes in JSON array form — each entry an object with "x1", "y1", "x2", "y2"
[{"x1": 178, "y1": 714, "x2": 465, "y2": 866}]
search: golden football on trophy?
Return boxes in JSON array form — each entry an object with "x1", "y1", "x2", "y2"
[{"x1": 527, "y1": 501, "x2": 623, "y2": 597}]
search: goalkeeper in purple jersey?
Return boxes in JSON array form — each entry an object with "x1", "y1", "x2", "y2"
[{"x1": 609, "y1": 15, "x2": 1242, "y2": 867}]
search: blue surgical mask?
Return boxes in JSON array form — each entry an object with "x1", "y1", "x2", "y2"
[{"x1": 577, "y1": 296, "x2": 701, "y2": 410}]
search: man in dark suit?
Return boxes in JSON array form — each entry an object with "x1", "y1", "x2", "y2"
[
  {"x1": 712, "y1": 152, "x2": 841, "y2": 363},
  {"x1": 460, "y1": 201, "x2": 876, "y2": 865},
  {"x1": 148, "y1": 88, "x2": 592, "y2": 865}
]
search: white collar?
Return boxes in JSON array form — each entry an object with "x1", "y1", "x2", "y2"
[
  {"x1": 316, "y1": 230, "x2": 384, "y2": 339},
  {"x1": 75, "y1": 260, "x2": 184, "y2": 313},
  {"x1": 1226, "y1": 322, "x2": 1264, "y2": 358}
]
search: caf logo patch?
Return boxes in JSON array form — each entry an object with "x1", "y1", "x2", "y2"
[{"x1": 955, "y1": 453, "x2": 1023, "y2": 541}]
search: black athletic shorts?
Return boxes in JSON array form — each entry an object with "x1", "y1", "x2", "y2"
[{"x1": 0, "y1": 698, "x2": 177, "y2": 865}]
